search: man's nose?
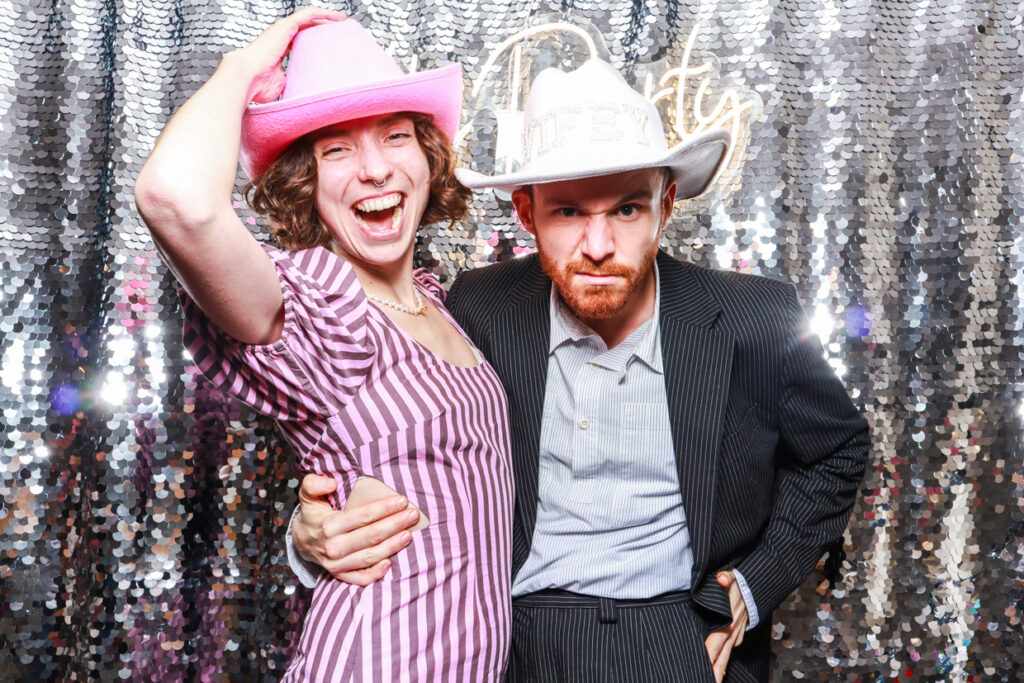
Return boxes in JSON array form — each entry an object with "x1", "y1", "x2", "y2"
[{"x1": 580, "y1": 217, "x2": 614, "y2": 262}]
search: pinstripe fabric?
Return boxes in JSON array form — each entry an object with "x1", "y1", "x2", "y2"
[
  {"x1": 446, "y1": 250, "x2": 869, "y2": 679},
  {"x1": 180, "y1": 244, "x2": 513, "y2": 682},
  {"x1": 508, "y1": 592, "x2": 741, "y2": 683}
]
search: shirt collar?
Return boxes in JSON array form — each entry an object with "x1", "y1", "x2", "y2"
[{"x1": 547, "y1": 262, "x2": 663, "y2": 376}]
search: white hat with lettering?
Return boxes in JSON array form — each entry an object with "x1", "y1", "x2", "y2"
[{"x1": 456, "y1": 59, "x2": 730, "y2": 200}]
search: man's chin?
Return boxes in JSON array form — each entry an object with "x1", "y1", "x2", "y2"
[{"x1": 561, "y1": 287, "x2": 630, "y2": 320}]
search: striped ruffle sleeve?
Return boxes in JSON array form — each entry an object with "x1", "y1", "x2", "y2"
[
  {"x1": 178, "y1": 244, "x2": 377, "y2": 421},
  {"x1": 413, "y1": 267, "x2": 446, "y2": 301}
]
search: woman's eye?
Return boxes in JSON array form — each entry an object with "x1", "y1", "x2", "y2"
[
  {"x1": 386, "y1": 132, "x2": 412, "y2": 142},
  {"x1": 321, "y1": 145, "x2": 347, "y2": 156}
]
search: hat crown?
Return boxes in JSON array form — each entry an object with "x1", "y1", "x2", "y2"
[
  {"x1": 519, "y1": 60, "x2": 668, "y2": 166},
  {"x1": 239, "y1": 18, "x2": 463, "y2": 179},
  {"x1": 455, "y1": 57, "x2": 729, "y2": 200},
  {"x1": 281, "y1": 20, "x2": 405, "y2": 101}
]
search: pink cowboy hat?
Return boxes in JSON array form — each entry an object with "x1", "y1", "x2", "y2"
[{"x1": 240, "y1": 18, "x2": 463, "y2": 178}]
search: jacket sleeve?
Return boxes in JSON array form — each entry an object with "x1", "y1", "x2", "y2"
[{"x1": 735, "y1": 284, "x2": 870, "y2": 617}]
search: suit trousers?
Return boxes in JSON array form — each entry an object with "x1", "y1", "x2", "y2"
[{"x1": 507, "y1": 590, "x2": 718, "y2": 682}]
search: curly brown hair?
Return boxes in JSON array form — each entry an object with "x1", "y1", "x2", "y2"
[{"x1": 244, "y1": 113, "x2": 470, "y2": 251}]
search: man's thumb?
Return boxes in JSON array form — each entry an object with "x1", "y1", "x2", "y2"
[{"x1": 300, "y1": 473, "x2": 338, "y2": 501}]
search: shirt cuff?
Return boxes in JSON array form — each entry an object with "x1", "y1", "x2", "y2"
[
  {"x1": 731, "y1": 568, "x2": 759, "y2": 630},
  {"x1": 286, "y1": 505, "x2": 323, "y2": 589}
]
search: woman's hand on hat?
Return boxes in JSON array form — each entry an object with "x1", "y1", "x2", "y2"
[{"x1": 239, "y1": 6, "x2": 346, "y2": 105}]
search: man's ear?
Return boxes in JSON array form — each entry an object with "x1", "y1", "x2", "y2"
[
  {"x1": 510, "y1": 188, "x2": 536, "y2": 236},
  {"x1": 659, "y1": 179, "x2": 677, "y2": 232}
]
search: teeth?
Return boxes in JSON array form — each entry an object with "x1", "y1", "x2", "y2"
[
  {"x1": 355, "y1": 194, "x2": 402, "y2": 213},
  {"x1": 353, "y1": 203, "x2": 404, "y2": 235}
]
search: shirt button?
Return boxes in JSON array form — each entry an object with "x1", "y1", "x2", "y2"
[
  {"x1": 589, "y1": 363, "x2": 599, "y2": 370},
  {"x1": 579, "y1": 418, "x2": 591, "y2": 430}
]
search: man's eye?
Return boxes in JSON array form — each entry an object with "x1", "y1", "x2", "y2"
[
  {"x1": 556, "y1": 208, "x2": 577, "y2": 218},
  {"x1": 618, "y1": 204, "x2": 640, "y2": 217}
]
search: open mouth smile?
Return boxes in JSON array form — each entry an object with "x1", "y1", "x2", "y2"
[{"x1": 352, "y1": 192, "x2": 405, "y2": 238}]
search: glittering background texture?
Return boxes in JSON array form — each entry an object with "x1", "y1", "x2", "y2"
[{"x1": 1, "y1": 1, "x2": 1022, "y2": 680}]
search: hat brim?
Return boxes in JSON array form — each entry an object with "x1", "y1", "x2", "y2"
[
  {"x1": 456, "y1": 128, "x2": 731, "y2": 201},
  {"x1": 240, "y1": 64, "x2": 463, "y2": 179}
]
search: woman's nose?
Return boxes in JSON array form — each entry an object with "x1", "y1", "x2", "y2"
[{"x1": 359, "y1": 143, "x2": 393, "y2": 186}]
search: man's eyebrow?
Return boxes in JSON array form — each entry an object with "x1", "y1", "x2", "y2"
[
  {"x1": 540, "y1": 188, "x2": 654, "y2": 207},
  {"x1": 618, "y1": 189, "x2": 654, "y2": 203},
  {"x1": 540, "y1": 196, "x2": 582, "y2": 208}
]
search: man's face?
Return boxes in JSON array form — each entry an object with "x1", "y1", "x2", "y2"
[{"x1": 511, "y1": 168, "x2": 676, "y2": 322}]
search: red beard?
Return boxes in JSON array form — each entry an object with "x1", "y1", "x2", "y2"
[{"x1": 539, "y1": 244, "x2": 658, "y2": 321}]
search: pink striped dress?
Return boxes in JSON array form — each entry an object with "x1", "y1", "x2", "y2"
[{"x1": 180, "y1": 244, "x2": 513, "y2": 682}]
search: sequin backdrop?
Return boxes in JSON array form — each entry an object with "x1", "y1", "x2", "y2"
[{"x1": 1, "y1": 0, "x2": 1021, "y2": 680}]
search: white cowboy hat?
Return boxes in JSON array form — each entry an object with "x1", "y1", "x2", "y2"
[{"x1": 456, "y1": 59, "x2": 730, "y2": 199}]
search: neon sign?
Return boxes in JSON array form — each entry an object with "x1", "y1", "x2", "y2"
[{"x1": 454, "y1": 19, "x2": 760, "y2": 196}]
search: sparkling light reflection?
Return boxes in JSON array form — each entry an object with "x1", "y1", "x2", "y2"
[
  {"x1": 1, "y1": 338, "x2": 25, "y2": 391},
  {"x1": 102, "y1": 372, "x2": 129, "y2": 406}
]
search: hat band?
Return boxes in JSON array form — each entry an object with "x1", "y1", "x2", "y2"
[{"x1": 522, "y1": 102, "x2": 653, "y2": 165}]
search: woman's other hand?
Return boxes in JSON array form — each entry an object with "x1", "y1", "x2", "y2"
[
  {"x1": 136, "y1": 7, "x2": 342, "y2": 345},
  {"x1": 237, "y1": 7, "x2": 345, "y2": 105}
]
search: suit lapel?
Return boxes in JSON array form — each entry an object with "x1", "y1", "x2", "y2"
[
  {"x1": 488, "y1": 258, "x2": 551, "y2": 561},
  {"x1": 657, "y1": 252, "x2": 735, "y2": 583}
]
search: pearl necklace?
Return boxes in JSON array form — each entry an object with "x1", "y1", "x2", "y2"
[{"x1": 365, "y1": 286, "x2": 427, "y2": 316}]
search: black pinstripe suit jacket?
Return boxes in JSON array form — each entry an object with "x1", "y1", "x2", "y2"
[{"x1": 446, "y1": 251, "x2": 869, "y2": 640}]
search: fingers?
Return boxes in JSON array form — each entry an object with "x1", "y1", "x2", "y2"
[
  {"x1": 328, "y1": 507, "x2": 420, "y2": 554},
  {"x1": 241, "y1": 7, "x2": 345, "y2": 79},
  {"x1": 295, "y1": 493, "x2": 417, "y2": 579},
  {"x1": 712, "y1": 636, "x2": 732, "y2": 683},
  {"x1": 323, "y1": 511, "x2": 418, "y2": 566},
  {"x1": 288, "y1": 5, "x2": 346, "y2": 23},
  {"x1": 711, "y1": 624, "x2": 745, "y2": 683},
  {"x1": 326, "y1": 496, "x2": 412, "y2": 535},
  {"x1": 321, "y1": 521, "x2": 414, "y2": 582},
  {"x1": 716, "y1": 571, "x2": 748, "y2": 646},
  {"x1": 732, "y1": 616, "x2": 746, "y2": 648},
  {"x1": 333, "y1": 560, "x2": 392, "y2": 587},
  {"x1": 265, "y1": 6, "x2": 344, "y2": 34},
  {"x1": 704, "y1": 628, "x2": 728, "y2": 663},
  {"x1": 299, "y1": 473, "x2": 338, "y2": 502},
  {"x1": 266, "y1": 7, "x2": 345, "y2": 46}
]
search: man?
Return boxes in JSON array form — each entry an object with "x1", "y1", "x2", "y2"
[{"x1": 290, "y1": 58, "x2": 870, "y2": 681}]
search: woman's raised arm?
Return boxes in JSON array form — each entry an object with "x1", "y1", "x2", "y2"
[{"x1": 134, "y1": 8, "x2": 342, "y2": 344}]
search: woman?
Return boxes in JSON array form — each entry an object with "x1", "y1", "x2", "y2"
[{"x1": 134, "y1": 8, "x2": 512, "y2": 681}]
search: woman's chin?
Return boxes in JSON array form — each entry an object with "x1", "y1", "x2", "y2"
[{"x1": 332, "y1": 237, "x2": 415, "y2": 271}]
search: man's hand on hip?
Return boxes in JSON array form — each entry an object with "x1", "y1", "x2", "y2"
[
  {"x1": 704, "y1": 570, "x2": 749, "y2": 682},
  {"x1": 293, "y1": 473, "x2": 418, "y2": 586}
]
